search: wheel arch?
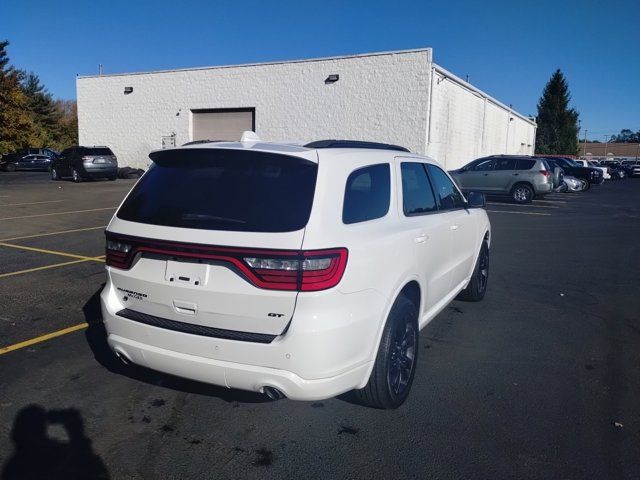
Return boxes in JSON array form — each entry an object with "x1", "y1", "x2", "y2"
[{"x1": 356, "y1": 277, "x2": 423, "y2": 389}]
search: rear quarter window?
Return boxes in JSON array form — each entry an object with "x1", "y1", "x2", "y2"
[
  {"x1": 343, "y1": 164, "x2": 390, "y2": 224},
  {"x1": 516, "y1": 159, "x2": 536, "y2": 170}
]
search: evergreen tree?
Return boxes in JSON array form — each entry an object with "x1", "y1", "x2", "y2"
[
  {"x1": 535, "y1": 69, "x2": 579, "y2": 155},
  {"x1": 21, "y1": 72, "x2": 62, "y2": 147}
]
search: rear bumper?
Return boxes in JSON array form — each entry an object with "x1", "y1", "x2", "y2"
[
  {"x1": 534, "y1": 182, "x2": 553, "y2": 194},
  {"x1": 81, "y1": 166, "x2": 117, "y2": 178},
  {"x1": 106, "y1": 332, "x2": 371, "y2": 401},
  {"x1": 100, "y1": 277, "x2": 383, "y2": 400}
]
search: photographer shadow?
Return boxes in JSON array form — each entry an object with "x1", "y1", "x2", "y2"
[{"x1": 2, "y1": 405, "x2": 109, "y2": 480}]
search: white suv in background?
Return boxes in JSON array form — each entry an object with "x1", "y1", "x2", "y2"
[{"x1": 100, "y1": 136, "x2": 491, "y2": 409}]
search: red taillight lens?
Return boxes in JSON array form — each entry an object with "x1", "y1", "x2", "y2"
[
  {"x1": 105, "y1": 233, "x2": 348, "y2": 292},
  {"x1": 540, "y1": 170, "x2": 551, "y2": 178}
]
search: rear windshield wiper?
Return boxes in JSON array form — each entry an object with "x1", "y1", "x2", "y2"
[{"x1": 181, "y1": 213, "x2": 246, "y2": 224}]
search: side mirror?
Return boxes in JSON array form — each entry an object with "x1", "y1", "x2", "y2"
[{"x1": 466, "y1": 191, "x2": 486, "y2": 208}]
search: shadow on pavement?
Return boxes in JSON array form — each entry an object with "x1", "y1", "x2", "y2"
[
  {"x1": 83, "y1": 286, "x2": 271, "y2": 405},
  {"x1": 1, "y1": 405, "x2": 109, "y2": 480}
]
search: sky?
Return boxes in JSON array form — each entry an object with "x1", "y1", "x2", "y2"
[{"x1": 2, "y1": 0, "x2": 638, "y2": 140}]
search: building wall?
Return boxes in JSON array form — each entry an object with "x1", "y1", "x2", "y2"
[
  {"x1": 77, "y1": 48, "x2": 535, "y2": 171},
  {"x1": 426, "y1": 66, "x2": 536, "y2": 169},
  {"x1": 77, "y1": 50, "x2": 432, "y2": 169}
]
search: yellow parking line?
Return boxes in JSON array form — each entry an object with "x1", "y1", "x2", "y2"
[
  {"x1": 0, "y1": 225, "x2": 106, "y2": 242},
  {"x1": 0, "y1": 199, "x2": 64, "y2": 207},
  {"x1": 0, "y1": 242, "x2": 105, "y2": 262},
  {"x1": 0, "y1": 323, "x2": 89, "y2": 355},
  {"x1": 0, "y1": 258, "x2": 94, "y2": 279},
  {"x1": 0, "y1": 206, "x2": 116, "y2": 221}
]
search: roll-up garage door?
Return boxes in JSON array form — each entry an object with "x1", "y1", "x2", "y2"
[{"x1": 191, "y1": 108, "x2": 255, "y2": 142}]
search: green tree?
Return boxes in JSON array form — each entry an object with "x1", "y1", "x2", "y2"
[
  {"x1": 21, "y1": 72, "x2": 62, "y2": 147},
  {"x1": 610, "y1": 129, "x2": 640, "y2": 143},
  {"x1": 0, "y1": 40, "x2": 38, "y2": 153},
  {"x1": 535, "y1": 69, "x2": 579, "y2": 155}
]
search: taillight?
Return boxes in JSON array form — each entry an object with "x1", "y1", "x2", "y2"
[
  {"x1": 244, "y1": 249, "x2": 348, "y2": 291},
  {"x1": 105, "y1": 233, "x2": 348, "y2": 292},
  {"x1": 82, "y1": 156, "x2": 92, "y2": 162},
  {"x1": 540, "y1": 170, "x2": 551, "y2": 178}
]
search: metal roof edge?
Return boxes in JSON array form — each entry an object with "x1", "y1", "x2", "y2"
[
  {"x1": 432, "y1": 63, "x2": 537, "y2": 127},
  {"x1": 77, "y1": 48, "x2": 433, "y2": 80}
]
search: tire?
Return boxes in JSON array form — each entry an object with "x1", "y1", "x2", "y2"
[
  {"x1": 50, "y1": 167, "x2": 59, "y2": 181},
  {"x1": 511, "y1": 183, "x2": 534, "y2": 204},
  {"x1": 458, "y1": 242, "x2": 489, "y2": 302},
  {"x1": 72, "y1": 168, "x2": 82, "y2": 183},
  {"x1": 582, "y1": 179, "x2": 591, "y2": 191},
  {"x1": 354, "y1": 294, "x2": 418, "y2": 409},
  {"x1": 5, "y1": 163, "x2": 16, "y2": 172}
]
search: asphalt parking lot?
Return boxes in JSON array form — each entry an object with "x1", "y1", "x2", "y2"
[{"x1": 0, "y1": 172, "x2": 639, "y2": 479}]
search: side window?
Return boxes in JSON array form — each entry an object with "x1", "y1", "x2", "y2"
[
  {"x1": 426, "y1": 164, "x2": 466, "y2": 210},
  {"x1": 400, "y1": 162, "x2": 437, "y2": 216},
  {"x1": 470, "y1": 159, "x2": 494, "y2": 171},
  {"x1": 494, "y1": 158, "x2": 517, "y2": 170},
  {"x1": 516, "y1": 159, "x2": 536, "y2": 170},
  {"x1": 342, "y1": 164, "x2": 390, "y2": 224}
]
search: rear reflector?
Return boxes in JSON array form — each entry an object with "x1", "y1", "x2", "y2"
[{"x1": 105, "y1": 233, "x2": 348, "y2": 292}]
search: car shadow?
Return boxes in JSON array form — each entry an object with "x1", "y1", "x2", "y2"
[
  {"x1": 83, "y1": 286, "x2": 270, "y2": 405},
  {"x1": 1, "y1": 405, "x2": 110, "y2": 480}
]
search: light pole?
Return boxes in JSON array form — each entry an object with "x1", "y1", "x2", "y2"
[
  {"x1": 583, "y1": 129, "x2": 588, "y2": 156},
  {"x1": 603, "y1": 134, "x2": 610, "y2": 159}
]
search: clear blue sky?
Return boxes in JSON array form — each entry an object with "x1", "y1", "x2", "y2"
[{"x1": 2, "y1": 0, "x2": 638, "y2": 140}]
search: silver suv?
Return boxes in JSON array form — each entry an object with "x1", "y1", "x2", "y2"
[{"x1": 449, "y1": 156, "x2": 556, "y2": 204}]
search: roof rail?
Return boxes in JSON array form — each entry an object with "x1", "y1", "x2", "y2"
[{"x1": 304, "y1": 140, "x2": 410, "y2": 153}]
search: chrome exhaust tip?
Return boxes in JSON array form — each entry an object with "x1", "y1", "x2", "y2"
[
  {"x1": 263, "y1": 386, "x2": 286, "y2": 400},
  {"x1": 114, "y1": 350, "x2": 131, "y2": 366}
]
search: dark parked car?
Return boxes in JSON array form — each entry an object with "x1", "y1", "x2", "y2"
[
  {"x1": 1, "y1": 148, "x2": 59, "y2": 171},
  {"x1": 51, "y1": 146, "x2": 118, "y2": 182},
  {"x1": 542, "y1": 157, "x2": 603, "y2": 189}
]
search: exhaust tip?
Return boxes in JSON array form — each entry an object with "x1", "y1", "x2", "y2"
[
  {"x1": 263, "y1": 386, "x2": 286, "y2": 401},
  {"x1": 114, "y1": 350, "x2": 132, "y2": 366}
]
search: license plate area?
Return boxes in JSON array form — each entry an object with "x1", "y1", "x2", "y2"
[
  {"x1": 164, "y1": 260, "x2": 209, "y2": 286},
  {"x1": 93, "y1": 158, "x2": 107, "y2": 164}
]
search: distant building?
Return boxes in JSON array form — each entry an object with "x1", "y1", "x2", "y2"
[
  {"x1": 580, "y1": 142, "x2": 640, "y2": 161},
  {"x1": 77, "y1": 48, "x2": 536, "y2": 170}
]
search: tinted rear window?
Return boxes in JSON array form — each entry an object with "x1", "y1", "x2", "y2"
[
  {"x1": 84, "y1": 147, "x2": 113, "y2": 156},
  {"x1": 343, "y1": 164, "x2": 390, "y2": 224},
  {"x1": 117, "y1": 149, "x2": 318, "y2": 232},
  {"x1": 517, "y1": 159, "x2": 536, "y2": 170}
]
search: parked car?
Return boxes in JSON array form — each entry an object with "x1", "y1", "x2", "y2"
[
  {"x1": 449, "y1": 155, "x2": 556, "y2": 204},
  {"x1": 558, "y1": 175, "x2": 587, "y2": 192},
  {"x1": 542, "y1": 157, "x2": 603, "y2": 190},
  {"x1": 1, "y1": 153, "x2": 53, "y2": 172},
  {"x1": 0, "y1": 147, "x2": 59, "y2": 171},
  {"x1": 100, "y1": 135, "x2": 491, "y2": 409},
  {"x1": 574, "y1": 159, "x2": 610, "y2": 180},
  {"x1": 629, "y1": 162, "x2": 640, "y2": 178},
  {"x1": 51, "y1": 146, "x2": 118, "y2": 182},
  {"x1": 600, "y1": 161, "x2": 627, "y2": 179}
]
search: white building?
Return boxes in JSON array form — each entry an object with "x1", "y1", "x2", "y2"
[{"x1": 77, "y1": 48, "x2": 536, "y2": 170}]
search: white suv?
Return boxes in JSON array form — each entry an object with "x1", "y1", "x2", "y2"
[{"x1": 100, "y1": 136, "x2": 491, "y2": 409}]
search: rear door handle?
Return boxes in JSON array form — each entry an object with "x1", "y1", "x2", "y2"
[
  {"x1": 513, "y1": 173, "x2": 519, "y2": 176},
  {"x1": 450, "y1": 224, "x2": 459, "y2": 231},
  {"x1": 414, "y1": 234, "x2": 429, "y2": 243}
]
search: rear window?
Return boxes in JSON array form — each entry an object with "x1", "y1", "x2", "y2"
[
  {"x1": 343, "y1": 164, "x2": 390, "y2": 224},
  {"x1": 117, "y1": 149, "x2": 318, "y2": 232},
  {"x1": 84, "y1": 147, "x2": 114, "y2": 156}
]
